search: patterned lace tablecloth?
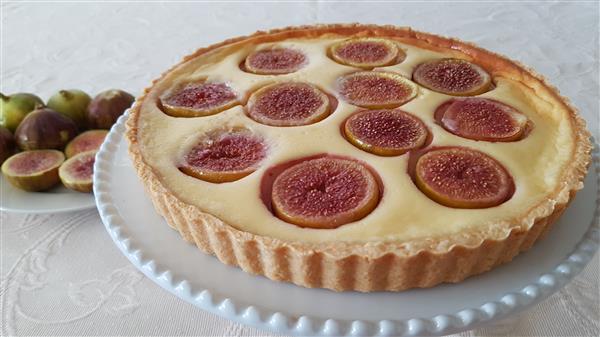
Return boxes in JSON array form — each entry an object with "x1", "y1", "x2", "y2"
[{"x1": 1, "y1": 2, "x2": 598, "y2": 336}]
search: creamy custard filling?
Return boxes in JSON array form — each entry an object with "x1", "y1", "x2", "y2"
[{"x1": 136, "y1": 37, "x2": 574, "y2": 244}]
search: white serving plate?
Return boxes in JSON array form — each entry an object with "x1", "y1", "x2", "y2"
[
  {"x1": 95, "y1": 113, "x2": 599, "y2": 336},
  {"x1": 1, "y1": 173, "x2": 96, "y2": 214}
]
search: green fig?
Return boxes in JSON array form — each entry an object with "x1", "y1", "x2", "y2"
[
  {"x1": 15, "y1": 107, "x2": 78, "y2": 151},
  {"x1": 47, "y1": 89, "x2": 91, "y2": 129},
  {"x1": 0, "y1": 92, "x2": 44, "y2": 132},
  {"x1": 87, "y1": 89, "x2": 134, "y2": 129},
  {"x1": 0, "y1": 126, "x2": 16, "y2": 164}
]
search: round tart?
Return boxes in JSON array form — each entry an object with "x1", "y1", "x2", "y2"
[{"x1": 126, "y1": 24, "x2": 592, "y2": 292}]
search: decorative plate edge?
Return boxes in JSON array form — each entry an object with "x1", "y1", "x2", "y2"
[{"x1": 93, "y1": 111, "x2": 600, "y2": 337}]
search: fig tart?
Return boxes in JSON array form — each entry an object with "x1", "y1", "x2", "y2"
[{"x1": 126, "y1": 24, "x2": 592, "y2": 292}]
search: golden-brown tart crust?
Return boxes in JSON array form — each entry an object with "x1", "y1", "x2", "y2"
[{"x1": 126, "y1": 24, "x2": 592, "y2": 292}]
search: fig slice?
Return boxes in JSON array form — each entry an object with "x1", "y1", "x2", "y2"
[
  {"x1": 271, "y1": 157, "x2": 379, "y2": 229},
  {"x1": 160, "y1": 82, "x2": 238, "y2": 117},
  {"x1": 412, "y1": 58, "x2": 492, "y2": 96},
  {"x1": 344, "y1": 109, "x2": 428, "y2": 156},
  {"x1": 247, "y1": 82, "x2": 331, "y2": 126},
  {"x1": 1, "y1": 149, "x2": 64, "y2": 191},
  {"x1": 439, "y1": 98, "x2": 528, "y2": 142},
  {"x1": 65, "y1": 130, "x2": 108, "y2": 158},
  {"x1": 414, "y1": 147, "x2": 513, "y2": 208},
  {"x1": 59, "y1": 150, "x2": 96, "y2": 193},
  {"x1": 244, "y1": 48, "x2": 307, "y2": 75},
  {"x1": 330, "y1": 38, "x2": 403, "y2": 68},
  {"x1": 180, "y1": 129, "x2": 267, "y2": 183},
  {"x1": 337, "y1": 71, "x2": 418, "y2": 109}
]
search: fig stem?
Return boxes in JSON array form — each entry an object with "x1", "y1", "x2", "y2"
[
  {"x1": 59, "y1": 90, "x2": 73, "y2": 100},
  {"x1": 104, "y1": 90, "x2": 119, "y2": 99},
  {"x1": 0, "y1": 93, "x2": 8, "y2": 101}
]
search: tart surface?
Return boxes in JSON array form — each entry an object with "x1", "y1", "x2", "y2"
[{"x1": 127, "y1": 24, "x2": 591, "y2": 291}]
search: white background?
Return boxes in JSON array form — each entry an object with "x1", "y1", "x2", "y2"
[{"x1": 1, "y1": 2, "x2": 598, "y2": 336}]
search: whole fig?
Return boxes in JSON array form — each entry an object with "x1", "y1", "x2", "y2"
[
  {"x1": 15, "y1": 107, "x2": 78, "y2": 151},
  {"x1": 0, "y1": 92, "x2": 44, "y2": 132},
  {"x1": 0, "y1": 126, "x2": 16, "y2": 164},
  {"x1": 47, "y1": 89, "x2": 91, "y2": 129},
  {"x1": 87, "y1": 89, "x2": 134, "y2": 129}
]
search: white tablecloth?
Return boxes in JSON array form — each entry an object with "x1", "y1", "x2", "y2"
[{"x1": 1, "y1": 2, "x2": 598, "y2": 336}]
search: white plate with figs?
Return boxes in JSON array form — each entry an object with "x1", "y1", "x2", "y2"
[
  {"x1": 0, "y1": 174, "x2": 96, "y2": 213},
  {"x1": 1, "y1": 89, "x2": 134, "y2": 214},
  {"x1": 1, "y1": 130, "x2": 105, "y2": 214},
  {"x1": 95, "y1": 113, "x2": 599, "y2": 336}
]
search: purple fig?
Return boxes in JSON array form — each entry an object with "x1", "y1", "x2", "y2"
[
  {"x1": 15, "y1": 106, "x2": 78, "y2": 151},
  {"x1": 0, "y1": 126, "x2": 16, "y2": 164},
  {"x1": 87, "y1": 89, "x2": 134, "y2": 129}
]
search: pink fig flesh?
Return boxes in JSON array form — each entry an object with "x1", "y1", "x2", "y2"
[
  {"x1": 65, "y1": 129, "x2": 108, "y2": 158},
  {"x1": 247, "y1": 82, "x2": 331, "y2": 126},
  {"x1": 1, "y1": 149, "x2": 64, "y2": 191},
  {"x1": 180, "y1": 130, "x2": 267, "y2": 183},
  {"x1": 244, "y1": 48, "x2": 306, "y2": 75},
  {"x1": 271, "y1": 156, "x2": 379, "y2": 228},
  {"x1": 439, "y1": 98, "x2": 528, "y2": 142},
  {"x1": 337, "y1": 71, "x2": 418, "y2": 109},
  {"x1": 160, "y1": 82, "x2": 238, "y2": 117},
  {"x1": 344, "y1": 109, "x2": 428, "y2": 156},
  {"x1": 414, "y1": 147, "x2": 513, "y2": 208},
  {"x1": 412, "y1": 58, "x2": 492, "y2": 96},
  {"x1": 330, "y1": 38, "x2": 403, "y2": 68},
  {"x1": 58, "y1": 150, "x2": 96, "y2": 193}
]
